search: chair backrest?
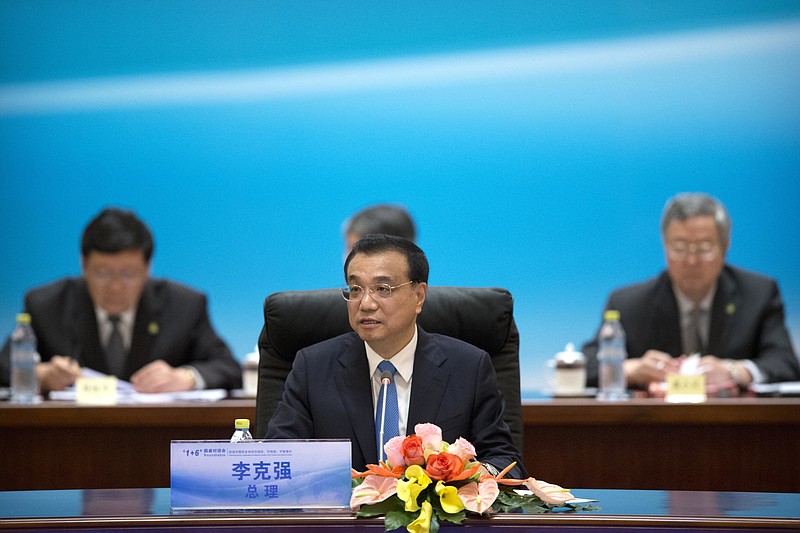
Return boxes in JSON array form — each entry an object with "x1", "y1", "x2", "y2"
[{"x1": 254, "y1": 286, "x2": 524, "y2": 454}]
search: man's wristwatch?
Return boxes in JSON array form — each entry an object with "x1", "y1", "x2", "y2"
[
  {"x1": 725, "y1": 360, "x2": 741, "y2": 387},
  {"x1": 482, "y1": 462, "x2": 500, "y2": 477}
]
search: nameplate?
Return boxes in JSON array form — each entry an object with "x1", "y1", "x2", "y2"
[
  {"x1": 170, "y1": 440, "x2": 352, "y2": 511},
  {"x1": 665, "y1": 373, "x2": 707, "y2": 403},
  {"x1": 75, "y1": 376, "x2": 118, "y2": 405}
]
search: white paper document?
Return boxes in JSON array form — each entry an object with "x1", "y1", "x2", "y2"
[{"x1": 49, "y1": 368, "x2": 227, "y2": 403}]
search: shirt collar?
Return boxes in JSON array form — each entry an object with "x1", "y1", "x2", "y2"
[
  {"x1": 366, "y1": 325, "x2": 418, "y2": 382},
  {"x1": 95, "y1": 306, "x2": 135, "y2": 328},
  {"x1": 674, "y1": 283, "x2": 716, "y2": 314}
]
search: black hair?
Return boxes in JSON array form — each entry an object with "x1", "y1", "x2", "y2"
[
  {"x1": 345, "y1": 204, "x2": 416, "y2": 242},
  {"x1": 344, "y1": 234, "x2": 429, "y2": 283},
  {"x1": 81, "y1": 208, "x2": 154, "y2": 261}
]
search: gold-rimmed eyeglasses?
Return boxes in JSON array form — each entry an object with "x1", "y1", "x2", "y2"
[
  {"x1": 340, "y1": 280, "x2": 415, "y2": 301},
  {"x1": 666, "y1": 240, "x2": 720, "y2": 261}
]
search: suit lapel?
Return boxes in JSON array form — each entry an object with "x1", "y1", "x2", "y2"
[
  {"x1": 652, "y1": 273, "x2": 684, "y2": 356},
  {"x1": 70, "y1": 280, "x2": 106, "y2": 373},
  {"x1": 407, "y1": 329, "x2": 449, "y2": 430},
  {"x1": 127, "y1": 282, "x2": 158, "y2": 378},
  {"x1": 708, "y1": 267, "x2": 737, "y2": 354},
  {"x1": 334, "y1": 340, "x2": 378, "y2": 464}
]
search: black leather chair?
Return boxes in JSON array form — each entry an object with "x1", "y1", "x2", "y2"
[{"x1": 254, "y1": 286, "x2": 524, "y2": 455}]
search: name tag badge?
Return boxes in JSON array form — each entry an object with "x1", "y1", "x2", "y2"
[{"x1": 666, "y1": 373, "x2": 707, "y2": 403}]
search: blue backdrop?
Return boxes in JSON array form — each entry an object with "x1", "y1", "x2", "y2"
[{"x1": 2, "y1": 1, "x2": 799, "y2": 391}]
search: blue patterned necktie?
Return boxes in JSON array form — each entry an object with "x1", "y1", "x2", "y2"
[{"x1": 375, "y1": 360, "x2": 399, "y2": 461}]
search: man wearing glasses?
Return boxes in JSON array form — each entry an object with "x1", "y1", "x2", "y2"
[
  {"x1": 582, "y1": 192, "x2": 799, "y2": 391},
  {"x1": 266, "y1": 234, "x2": 525, "y2": 477},
  {"x1": 0, "y1": 208, "x2": 242, "y2": 393}
]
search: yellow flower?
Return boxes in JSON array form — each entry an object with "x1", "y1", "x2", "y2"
[
  {"x1": 434, "y1": 480, "x2": 465, "y2": 514},
  {"x1": 397, "y1": 465, "x2": 431, "y2": 512},
  {"x1": 406, "y1": 500, "x2": 432, "y2": 533}
]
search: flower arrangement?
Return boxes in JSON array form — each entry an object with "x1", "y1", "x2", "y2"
[{"x1": 351, "y1": 423, "x2": 595, "y2": 533}]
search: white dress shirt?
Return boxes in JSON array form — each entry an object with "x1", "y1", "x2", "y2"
[
  {"x1": 366, "y1": 325, "x2": 417, "y2": 438},
  {"x1": 95, "y1": 307, "x2": 135, "y2": 352}
]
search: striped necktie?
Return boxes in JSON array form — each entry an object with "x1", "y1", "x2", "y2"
[
  {"x1": 684, "y1": 306, "x2": 706, "y2": 355},
  {"x1": 105, "y1": 315, "x2": 126, "y2": 376}
]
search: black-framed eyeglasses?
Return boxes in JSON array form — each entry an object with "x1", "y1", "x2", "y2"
[{"x1": 340, "y1": 280, "x2": 416, "y2": 301}]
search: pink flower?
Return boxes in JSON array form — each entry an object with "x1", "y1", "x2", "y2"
[
  {"x1": 457, "y1": 478, "x2": 499, "y2": 514},
  {"x1": 414, "y1": 423, "x2": 442, "y2": 452},
  {"x1": 384, "y1": 435, "x2": 406, "y2": 467},
  {"x1": 523, "y1": 478, "x2": 575, "y2": 505},
  {"x1": 350, "y1": 475, "x2": 398, "y2": 511},
  {"x1": 448, "y1": 437, "x2": 476, "y2": 462}
]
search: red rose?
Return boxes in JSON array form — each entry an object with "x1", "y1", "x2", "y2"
[
  {"x1": 425, "y1": 452, "x2": 464, "y2": 481},
  {"x1": 401, "y1": 435, "x2": 426, "y2": 466}
]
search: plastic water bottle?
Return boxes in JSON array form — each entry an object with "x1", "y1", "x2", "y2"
[
  {"x1": 596, "y1": 309, "x2": 628, "y2": 401},
  {"x1": 10, "y1": 313, "x2": 41, "y2": 404},
  {"x1": 230, "y1": 418, "x2": 254, "y2": 442}
]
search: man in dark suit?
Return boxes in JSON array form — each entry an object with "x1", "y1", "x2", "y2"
[
  {"x1": 266, "y1": 234, "x2": 525, "y2": 477},
  {"x1": 0, "y1": 208, "x2": 241, "y2": 393},
  {"x1": 582, "y1": 193, "x2": 799, "y2": 390}
]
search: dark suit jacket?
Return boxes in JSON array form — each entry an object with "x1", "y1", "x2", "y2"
[
  {"x1": 265, "y1": 327, "x2": 526, "y2": 478},
  {"x1": 0, "y1": 277, "x2": 242, "y2": 389},
  {"x1": 582, "y1": 265, "x2": 800, "y2": 386}
]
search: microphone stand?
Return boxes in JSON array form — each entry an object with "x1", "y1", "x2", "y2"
[{"x1": 378, "y1": 371, "x2": 392, "y2": 463}]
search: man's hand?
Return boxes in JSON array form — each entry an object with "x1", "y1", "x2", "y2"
[
  {"x1": 36, "y1": 355, "x2": 81, "y2": 391},
  {"x1": 699, "y1": 355, "x2": 750, "y2": 388},
  {"x1": 130, "y1": 360, "x2": 195, "y2": 393},
  {"x1": 623, "y1": 349, "x2": 682, "y2": 388}
]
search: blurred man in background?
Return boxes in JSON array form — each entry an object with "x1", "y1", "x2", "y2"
[
  {"x1": 582, "y1": 192, "x2": 799, "y2": 391},
  {"x1": 0, "y1": 208, "x2": 242, "y2": 393},
  {"x1": 343, "y1": 204, "x2": 417, "y2": 255}
]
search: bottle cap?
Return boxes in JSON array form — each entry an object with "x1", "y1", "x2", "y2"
[
  {"x1": 234, "y1": 418, "x2": 250, "y2": 429},
  {"x1": 603, "y1": 309, "x2": 620, "y2": 321},
  {"x1": 16, "y1": 313, "x2": 31, "y2": 324}
]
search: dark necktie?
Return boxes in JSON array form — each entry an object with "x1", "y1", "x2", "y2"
[
  {"x1": 684, "y1": 306, "x2": 705, "y2": 355},
  {"x1": 375, "y1": 360, "x2": 399, "y2": 461},
  {"x1": 105, "y1": 315, "x2": 126, "y2": 377}
]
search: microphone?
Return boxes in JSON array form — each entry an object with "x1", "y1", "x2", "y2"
[{"x1": 378, "y1": 370, "x2": 393, "y2": 462}]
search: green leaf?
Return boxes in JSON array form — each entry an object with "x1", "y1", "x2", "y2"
[
  {"x1": 356, "y1": 495, "x2": 405, "y2": 517},
  {"x1": 437, "y1": 509, "x2": 466, "y2": 525},
  {"x1": 428, "y1": 513, "x2": 440, "y2": 533},
  {"x1": 384, "y1": 510, "x2": 413, "y2": 531}
]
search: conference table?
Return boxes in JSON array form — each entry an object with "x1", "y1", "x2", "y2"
[
  {"x1": 1, "y1": 487, "x2": 798, "y2": 531},
  {"x1": 1, "y1": 396, "x2": 798, "y2": 493}
]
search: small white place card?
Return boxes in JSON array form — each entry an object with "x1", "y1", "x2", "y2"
[
  {"x1": 75, "y1": 376, "x2": 118, "y2": 405},
  {"x1": 170, "y1": 440, "x2": 352, "y2": 512},
  {"x1": 666, "y1": 373, "x2": 707, "y2": 403}
]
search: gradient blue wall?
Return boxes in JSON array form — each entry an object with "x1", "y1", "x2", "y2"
[{"x1": 2, "y1": 1, "x2": 799, "y2": 391}]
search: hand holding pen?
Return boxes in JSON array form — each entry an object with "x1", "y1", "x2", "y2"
[{"x1": 35, "y1": 355, "x2": 81, "y2": 392}]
